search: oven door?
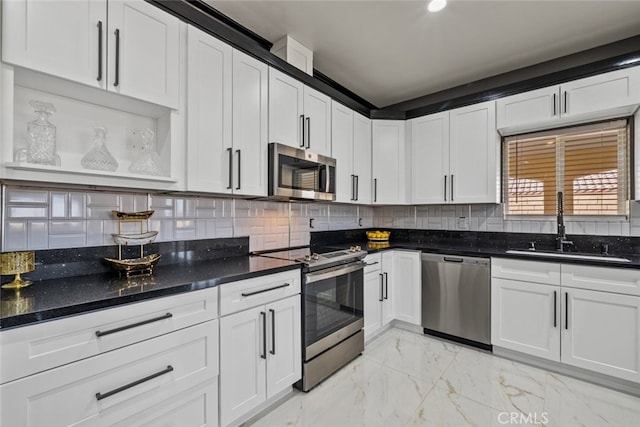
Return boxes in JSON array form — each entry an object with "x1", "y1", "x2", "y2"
[{"x1": 303, "y1": 262, "x2": 364, "y2": 360}]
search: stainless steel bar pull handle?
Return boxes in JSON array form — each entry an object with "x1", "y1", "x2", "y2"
[
  {"x1": 236, "y1": 149, "x2": 241, "y2": 190},
  {"x1": 565, "y1": 292, "x2": 569, "y2": 330},
  {"x1": 95, "y1": 312, "x2": 173, "y2": 337},
  {"x1": 114, "y1": 29, "x2": 120, "y2": 87},
  {"x1": 553, "y1": 93, "x2": 557, "y2": 116},
  {"x1": 241, "y1": 283, "x2": 290, "y2": 297},
  {"x1": 306, "y1": 117, "x2": 311, "y2": 149},
  {"x1": 553, "y1": 291, "x2": 557, "y2": 328},
  {"x1": 444, "y1": 175, "x2": 447, "y2": 201},
  {"x1": 355, "y1": 175, "x2": 359, "y2": 201},
  {"x1": 383, "y1": 272, "x2": 389, "y2": 300},
  {"x1": 269, "y1": 309, "x2": 276, "y2": 355},
  {"x1": 227, "y1": 147, "x2": 233, "y2": 189},
  {"x1": 299, "y1": 115, "x2": 305, "y2": 147},
  {"x1": 260, "y1": 311, "x2": 267, "y2": 359},
  {"x1": 96, "y1": 365, "x2": 173, "y2": 400},
  {"x1": 379, "y1": 273, "x2": 384, "y2": 302},
  {"x1": 97, "y1": 21, "x2": 103, "y2": 81},
  {"x1": 450, "y1": 174, "x2": 454, "y2": 201},
  {"x1": 563, "y1": 91, "x2": 568, "y2": 114},
  {"x1": 374, "y1": 179, "x2": 377, "y2": 202}
]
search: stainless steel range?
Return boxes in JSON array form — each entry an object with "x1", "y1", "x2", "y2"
[{"x1": 259, "y1": 246, "x2": 366, "y2": 391}]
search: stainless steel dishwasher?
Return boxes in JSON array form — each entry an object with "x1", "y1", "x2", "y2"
[{"x1": 421, "y1": 253, "x2": 491, "y2": 349}]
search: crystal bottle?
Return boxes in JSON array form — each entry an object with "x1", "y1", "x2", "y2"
[
  {"x1": 129, "y1": 128, "x2": 164, "y2": 176},
  {"x1": 26, "y1": 100, "x2": 59, "y2": 166},
  {"x1": 81, "y1": 125, "x2": 118, "y2": 171}
]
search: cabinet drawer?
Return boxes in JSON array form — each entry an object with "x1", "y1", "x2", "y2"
[
  {"x1": 364, "y1": 253, "x2": 382, "y2": 274},
  {"x1": 0, "y1": 320, "x2": 219, "y2": 427},
  {"x1": 219, "y1": 270, "x2": 301, "y2": 316},
  {"x1": 491, "y1": 258, "x2": 560, "y2": 285},
  {"x1": 561, "y1": 264, "x2": 640, "y2": 296},
  {"x1": 0, "y1": 287, "x2": 218, "y2": 384}
]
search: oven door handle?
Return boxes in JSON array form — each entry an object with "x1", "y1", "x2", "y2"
[{"x1": 305, "y1": 261, "x2": 365, "y2": 284}]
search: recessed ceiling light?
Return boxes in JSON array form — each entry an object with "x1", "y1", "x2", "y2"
[{"x1": 427, "y1": 0, "x2": 447, "y2": 13}]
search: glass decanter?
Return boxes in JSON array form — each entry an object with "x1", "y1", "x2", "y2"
[
  {"x1": 26, "y1": 100, "x2": 59, "y2": 166},
  {"x1": 81, "y1": 125, "x2": 118, "y2": 171},
  {"x1": 129, "y1": 128, "x2": 164, "y2": 176}
]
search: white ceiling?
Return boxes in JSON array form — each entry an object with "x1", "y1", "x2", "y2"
[{"x1": 206, "y1": 0, "x2": 640, "y2": 108}]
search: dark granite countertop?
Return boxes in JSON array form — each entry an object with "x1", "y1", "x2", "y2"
[
  {"x1": 320, "y1": 240, "x2": 640, "y2": 269},
  {"x1": 0, "y1": 255, "x2": 301, "y2": 330}
]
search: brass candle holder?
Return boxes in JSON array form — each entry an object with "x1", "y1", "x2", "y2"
[{"x1": 1, "y1": 251, "x2": 35, "y2": 289}]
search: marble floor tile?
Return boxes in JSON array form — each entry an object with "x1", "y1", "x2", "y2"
[
  {"x1": 245, "y1": 328, "x2": 639, "y2": 427},
  {"x1": 363, "y1": 328, "x2": 460, "y2": 387},
  {"x1": 543, "y1": 372, "x2": 640, "y2": 427},
  {"x1": 439, "y1": 346, "x2": 547, "y2": 416}
]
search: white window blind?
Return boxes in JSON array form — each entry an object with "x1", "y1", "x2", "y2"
[{"x1": 504, "y1": 119, "x2": 630, "y2": 216}]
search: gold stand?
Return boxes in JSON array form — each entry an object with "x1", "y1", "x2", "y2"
[{"x1": 1, "y1": 251, "x2": 35, "y2": 289}]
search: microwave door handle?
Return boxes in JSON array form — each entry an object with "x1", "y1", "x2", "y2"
[{"x1": 325, "y1": 164, "x2": 331, "y2": 193}]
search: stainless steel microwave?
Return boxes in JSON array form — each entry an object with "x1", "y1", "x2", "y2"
[{"x1": 268, "y1": 143, "x2": 336, "y2": 201}]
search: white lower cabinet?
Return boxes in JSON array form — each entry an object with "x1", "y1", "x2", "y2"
[
  {"x1": 219, "y1": 270, "x2": 301, "y2": 427},
  {"x1": 492, "y1": 258, "x2": 640, "y2": 384},
  {"x1": 392, "y1": 250, "x2": 421, "y2": 326},
  {"x1": 492, "y1": 277, "x2": 560, "y2": 361},
  {"x1": 0, "y1": 320, "x2": 219, "y2": 427},
  {"x1": 562, "y1": 288, "x2": 640, "y2": 382},
  {"x1": 364, "y1": 250, "x2": 421, "y2": 342}
]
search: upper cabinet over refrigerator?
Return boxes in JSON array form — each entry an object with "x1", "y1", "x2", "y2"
[
  {"x1": 2, "y1": 0, "x2": 181, "y2": 109},
  {"x1": 269, "y1": 68, "x2": 332, "y2": 157}
]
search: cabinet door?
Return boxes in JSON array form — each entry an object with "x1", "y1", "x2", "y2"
[
  {"x1": 381, "y1": 251, "x2": 395, "y2": 326},
  {"x1": 186, "y1": 25, "x2": 232, "y2": 194},
  {"x1": 266, "y1": 295, "x2": 301, "y2": 399},
  {"x1": 562, "y1": 66, "x2": 640, "y2": 118},
  {"x1": 372, "y1": 120, "x2": 406, "y2": 204},
  {"x1": 491, "y1": 278, "x2": 560, "y2": 361},
  {"x1": 303, "y1": 86, "x2": 332, "y2": 156},
  {"x1": 332, "y1": 101, "x2": 355, "y2": 203},
  {"x1": 410, "y1": 112, "x2": 449, "y2": 204},
  {"x1": 449, "y1": 100, "x2": 499, "y2": 204},
  {"x1": 2, "y1": 0, "x2": 107, "y2": 89},
  {"x1": 353, "y1": 112, "x2": 372, "y2": 204},
  {"x1": 364, "y1": 271, "x2": 384, "y2": 342},
  {"x1": 562, "y1": 288, "x2": 640, "y2": 383},
  {"x1": 496, "y1": 86, "x2": 559, "y2": 132},
  {"x1": 108, "y1": 0, "x2": 180, "y2": 108},
  {"x1": 220, "y1": 306, "x2": 267, "y2": 427},
  {"x1": 232, "y1": 50, "x2": 268, "y2": 197},
  {"x1": 392, "y1": 251, "x2": 421, "y2": 326},
  {"x1": 268, "y1": 68, "x2": 304, "y2": 149}
]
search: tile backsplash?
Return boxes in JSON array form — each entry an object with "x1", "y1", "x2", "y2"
[{"x1": 2, "y1": 185, "x2": 638, "y2": 252}]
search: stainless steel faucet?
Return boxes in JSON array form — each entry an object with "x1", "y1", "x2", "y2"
[{"x1": 556, "y1": 191, "x2": 574, "y2": 252}]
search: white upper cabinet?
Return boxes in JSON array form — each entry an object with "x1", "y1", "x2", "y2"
[
  {"x1": 332, "y1": 101, "x2": 354, "y2": 203},
  {"x1": 449, "y1": 100, "x2": 499, "y2": 204},
  {"x1": 232, "y1": 50, "x2": 268, "y2": 196},
  {"x1": 268, "y1": 68, "x2": 331, "y2": 156},
  {"x1": 353, "y1": 112, "x2": 372, "y2": 204},
  {"x1": 186, "y1": 28, "x2": 267, "y2": 197},
  {"x1": 372, "y1": 120, "x2": 406, "y2": 204},
  {"x1": 3, "y1": 0, "x2": 181, "y2": 109},
  {"x1": 410, "y1": 112, "x2": 449, "y2": 204},
  {"x1": 497, "y1": 66, "x2": 640, "y2": 135},
  {"x1": 186, "y1": 25, "x2": 232, "y2": 194},
  {"x1": 2, "y1": 0, "x2": 107, "y2": 90},
  {"x1": 410, "y1": 101, "x2": 498, "y2": 204},
  {"x1": 332, "y1": 102, "x2": 371, "y2": 204},
  {"x1": 107, "y1": 0, "x2": 181, "y2": 109}
]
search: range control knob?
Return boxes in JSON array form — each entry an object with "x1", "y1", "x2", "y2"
[
  {"x1": 311, "y1": 253, "x2": 320, "y2": 261},
  {"x1": 304, "y1": 254, "x2": 312, "y2": 262},
  {"x1": 354, "y1": 245, "x2": 361, "y2": 252},
  {"x1": 349, "y1": 246, "x2": 356, "y2": 252}
]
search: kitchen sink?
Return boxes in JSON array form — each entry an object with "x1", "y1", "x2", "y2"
[{"x1": 505, "y1": 249, "x2": 631, "y2": 263}]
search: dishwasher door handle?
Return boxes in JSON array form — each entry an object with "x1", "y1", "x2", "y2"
[{"x1": 443, "y1": 257, "x2": 464, "y2": 263}]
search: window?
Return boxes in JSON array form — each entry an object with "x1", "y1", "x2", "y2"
[{"x1": 504, "y1": 119, "x2": 630, "y2": 216}]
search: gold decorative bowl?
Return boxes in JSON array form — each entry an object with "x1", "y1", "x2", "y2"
[
  {"x1": 366, "y1": 230, "x2": 391, "y2": 242},
  {"x1": 105, "y1": 253, "x2": 161, "y2": 277}
]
